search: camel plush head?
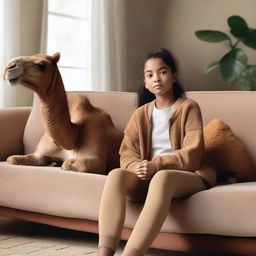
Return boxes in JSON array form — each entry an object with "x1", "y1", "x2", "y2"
[{"x1": 4, "y1": 52, "x2": 61, "y2": 94}]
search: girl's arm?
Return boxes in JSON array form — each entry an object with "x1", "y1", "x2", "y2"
[
  {"x1": 119, "y1": 111, "x2": 142, "y2": 171},
  {"x1": 152, "y1": 102, "x2": 204, "y2": 172}
]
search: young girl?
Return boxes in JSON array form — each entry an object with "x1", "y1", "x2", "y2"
[{"x1": 97, "y1": 48, "x2": 216, "y2": 256}]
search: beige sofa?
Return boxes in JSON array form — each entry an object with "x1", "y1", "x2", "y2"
[{"x1": 0, "y1": 91, "x2": 256, "y2": 255}]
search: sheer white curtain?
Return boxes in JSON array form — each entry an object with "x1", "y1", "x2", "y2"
[
  {"x1": 0, "y1": 0, "x2": 46, "y2": 107},
  {"x1": 91, "y1": 0, "x2": 126, "y2": 91},
  {"x1": 40, "y1": 0, "x2": 48, "y2": 54},
  {"x1": 0, "y1": 0, "x2": 20, "y2": 108}
]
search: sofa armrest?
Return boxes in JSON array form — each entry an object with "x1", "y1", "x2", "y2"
[{"x1": 0, "y1": 107, "x2": 31, "y2": 161}]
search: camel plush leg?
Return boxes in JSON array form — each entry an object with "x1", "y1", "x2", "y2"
[
  {"x1": 61, "y1": 157, "x2": 105, "y2": 173},
  {"x1": 7, "y1": 153, "x2": 57, "y2": 166}
]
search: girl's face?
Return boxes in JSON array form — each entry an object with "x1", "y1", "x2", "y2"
[{"x1": 144, "y1": 58, "x2": 176, "y2": 97}]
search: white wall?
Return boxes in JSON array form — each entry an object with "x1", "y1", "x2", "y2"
[
  {"x1": 166, "y1": 0, "x2": 256, "y2": 91},
  {"x1": 123, "y1": 0, "x2": 256, "y2": 92},
  {"x1": 123, "y1": 0, "x2": 173, "y2": 91}
]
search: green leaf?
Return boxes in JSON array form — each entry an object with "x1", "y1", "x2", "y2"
[
  {"x1": 203, "y1": 60, "x2": 220, "y2": 73},
  {"x1": 241, "y1": 30, "x2": 256, "y2": 50},
  {"x1": 220, "y1": 48, "x2": 248, "y2": 83},
  {"x1": 239, "y1": 65, "x2": 256, "y2": 90},
  {"x1": 195, "y1": 30, "x2": 231, "y2": 42},
  {"x1": 228, "y1": 15, "x2": 249, "y2": 37}
]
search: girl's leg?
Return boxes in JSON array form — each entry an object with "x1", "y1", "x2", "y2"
[
  {"x1": 98, "y1": 168, "x2": 149, "y2": 255},
  {"x1": 122, "y1": 170, "x2": 207, "y2": 256}
]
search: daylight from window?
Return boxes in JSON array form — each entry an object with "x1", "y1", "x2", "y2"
[{"x1": 47, "y1": 0, "x2": 91, "y2": 91}]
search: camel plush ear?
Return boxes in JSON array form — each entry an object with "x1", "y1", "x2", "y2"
[{"x1": 52, "y1": 52, "x2": 60, "y2": 63}]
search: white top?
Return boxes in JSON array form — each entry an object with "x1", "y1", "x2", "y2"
[{"x1": 151, "y1": 103, "x2": 173, "y2": 158}]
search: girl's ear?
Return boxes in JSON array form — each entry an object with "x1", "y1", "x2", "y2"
[{"x1": 172, "y1": 73, "x2": 177, "y2": 83}]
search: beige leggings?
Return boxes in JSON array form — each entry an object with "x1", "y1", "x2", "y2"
[{"x1": 98, "y1": 168, "x2": 207, "y2": 256}]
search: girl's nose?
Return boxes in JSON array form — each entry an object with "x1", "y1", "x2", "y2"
[{"x1": 153, "y1": 74, "x2": 160, "y2": 82}]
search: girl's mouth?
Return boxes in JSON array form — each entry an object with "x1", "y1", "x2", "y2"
[{"x1": 153, "y1": 84, "x2": 162, "y2": 89}]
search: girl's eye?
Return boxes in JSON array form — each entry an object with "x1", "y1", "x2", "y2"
[
  {"x1": 160, "y1": 71, "x2": 167, "y2": 75},
  {"x1": 146, "y1": 74, "x2": 153, "y2": 78}
]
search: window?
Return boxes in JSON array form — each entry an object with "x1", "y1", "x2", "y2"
[{"x1": 47, "y1": 0, "x2": 92, "y2": 91}]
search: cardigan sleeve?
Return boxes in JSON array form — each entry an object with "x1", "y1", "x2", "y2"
[
  {"x1": 119, "y1": 111, "x2": 142, "y2": 171},
  {"x1": 152, "y1": 102, "x2": 204, "y2": 171}
]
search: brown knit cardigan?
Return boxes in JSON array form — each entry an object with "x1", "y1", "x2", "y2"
[{"x1": 119, "y1": 97, "x2": 216, "y2": 187}]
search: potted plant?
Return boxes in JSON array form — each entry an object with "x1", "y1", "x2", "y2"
[{"x1": 195, "y1": 15, "x2": 256, "y2": 90}]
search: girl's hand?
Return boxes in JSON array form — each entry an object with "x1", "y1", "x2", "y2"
[{"x1": 135, "y1": 160, "x2": 158, "y2": 180}]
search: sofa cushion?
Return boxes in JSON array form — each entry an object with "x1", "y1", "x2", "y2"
[
  {"x1": 0, "y1": 162, "x2": 105, "y2": 221},
  {"x1": 203, "y1": 119, "x2": 256, "y2": 183},
  {"x1": 186, "y1": 91, "x2": 256, "y2": 168},
  {"x1": 1, "y1": 162, "x2": 256, "y2": 237}
]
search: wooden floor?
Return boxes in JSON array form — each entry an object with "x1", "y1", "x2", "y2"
[
  {"x1": 0, "y1": 217, "x2": 245, "y2": 256},
  {"x1": 0, "y1": 217, "x2": 178, "y2": 256}
]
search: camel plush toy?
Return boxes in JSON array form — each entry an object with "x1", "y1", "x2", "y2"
[{"x1": 4, "y1": 52, "x2": 123, "y2": 174}]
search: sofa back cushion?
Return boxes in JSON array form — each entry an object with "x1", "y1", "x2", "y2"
[
  {"x1": 23, "y1": 91, "x2": 138, "y2": 154},
  {"x1": 186, "y1": 91, "x2": 256, "y2": 166},
  {"x1": 23, "y1": 90, "x2": 256, "y2": 168}
]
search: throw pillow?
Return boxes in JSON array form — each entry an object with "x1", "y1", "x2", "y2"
[{"x1": 203, "y1": 119, "x2": 256, "y2": 183}]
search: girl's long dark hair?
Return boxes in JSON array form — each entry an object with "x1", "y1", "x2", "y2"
[{"x1": 138, "y1": 48, "x2": 184, "y2": 107}]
